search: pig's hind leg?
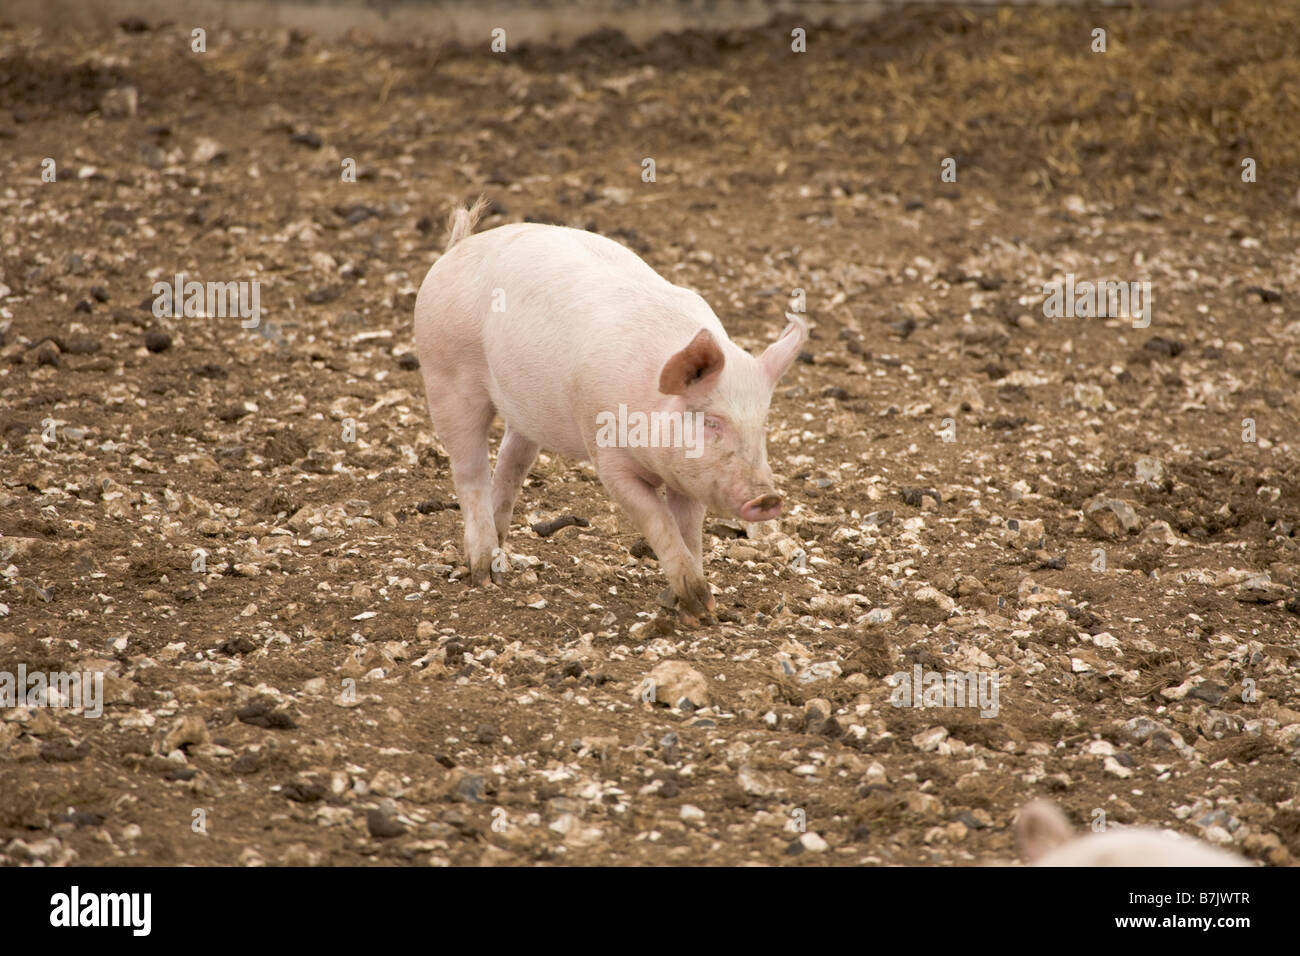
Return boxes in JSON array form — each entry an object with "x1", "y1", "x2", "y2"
[
  {"x1": 492, "y1": 426, "x2": 539, "y2": 547},
  {"x1": 425, "y1": 389, "x2": 500, "y2": 586}
]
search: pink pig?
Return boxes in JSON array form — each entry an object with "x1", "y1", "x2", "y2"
[
  {"x1": 1016, "y1": 800, "x2": 1251, "y2": 867},
  {"x1": 413, "y1": 200, "x2": 807, "y2": 623}
]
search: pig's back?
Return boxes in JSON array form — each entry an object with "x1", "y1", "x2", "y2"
[
  {"x1": 423, "y1": 223, "x2": 721, "y2": 453},
  {"x1": 1034, "y1": 830, "x2": 1250, "y2": 867},
  {"x1": 423, "y1": 222, "x2": 716, "y2": 342},
  {"x1": 478, "y1": 222, "x2": 701, "y2": 322}
]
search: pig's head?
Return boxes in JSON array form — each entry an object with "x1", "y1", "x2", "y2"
[
  {"x1": 654, "y1": 313, "x2": 807, "y2": 522},
  {"x1": 1016, "y1": 799, "x2": 1074, "y2": 864}
]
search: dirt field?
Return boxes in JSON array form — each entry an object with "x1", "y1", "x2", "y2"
[{"x1": 1, "y1": 1, "x2": 1298, "y2": 867}]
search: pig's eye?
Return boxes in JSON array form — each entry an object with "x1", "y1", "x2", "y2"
[{"x1": 703, "y1": 416, "x2": 723, "y2": 432}]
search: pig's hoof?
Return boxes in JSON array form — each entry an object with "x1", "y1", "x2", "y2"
[
  {"x1": 489, "y1": 547, "x2": 509, "y2": 584},
  {"x1": 663, "y1": 580, "x2": 714, "y2": 625},
  {"x1": 468, "y1": 548, "x2": 510, "y2": 587}
]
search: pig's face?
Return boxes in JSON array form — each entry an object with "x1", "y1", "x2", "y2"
[{"x1": 656, "y1": 315, "x2": 807, "y2": 521}]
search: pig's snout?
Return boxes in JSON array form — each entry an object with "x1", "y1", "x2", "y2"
[{"x1": 739, "y1": 492, "x2": 782, "y2": 522}]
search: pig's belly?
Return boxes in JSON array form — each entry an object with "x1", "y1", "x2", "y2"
[{"x1": 486, "y1": 362, "x2": 589, "y2": 460}]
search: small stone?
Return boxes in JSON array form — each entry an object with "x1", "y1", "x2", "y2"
[
  {"x1": 0, "y1": 537, "x2": 42, "y2": 562},
  {"x1": 1072, "y1": 383, "x2": 1106, "y2": 410},
  {"x1": 900, "y1": 487, "x2": 940, "y2": 508},
  {"x1": 305, "y1": 286, "x2": 341, "y2": 305},
  {"x1": 1134, "y1": 456, "x2": 1164, "y2": 483},
  {"x1": 1140, "y1": 520, "x2": 1187, "y2": 547},
  {"x1": 1188, "y1": 682, "x2": 1227, "y2": 706},
  {"x1": 638, "y1": 660, "x2": 710, "y2": 709},
  {"x1": 100, "y1": 86, "x2": 138, "y2": 118},
  {"x1": 912, "y1": 586, "x2": 956, "y2": 614},
  {"x1": 446, "y1": 771, "x2": 487, "y2": 803},
  {"x1": 144, "y1": 331, "x2": 172, "y2": 353},
  {"x1": 162, "y1": 715, "x2": 210, "y2": 753},
  {"x1": 912, "y1": 727, "x2": 949, "y2": 752},
  {"x1": 1084, "y1": 496, "x2": 1142, "y2": 538},
  {"x1": 236, "y1": 699, "x2": 297, "y2": 730},
  {"x1": 737, "y1": 766, "x2": 783, "y2": 797},
  {"x1": 366, "y1": 808, "x2": 407, "y2": 838},
  {"x1": 191, "y1": 137, "x2": 226, "y2": 164},
  {"x1": 1103, "y1": 756, "x2": 1134, "y2": 778},
  {"x1": 800, "y1": 832, "x2": 829, "y2": 852},
  {"x1": 1004, "y1": 517, "x2": 1045, "y2": 548}
]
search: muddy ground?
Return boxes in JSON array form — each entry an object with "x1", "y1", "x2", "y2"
[{"x1": 1, "y1": 1, "x2": 1298, "y2": 867}]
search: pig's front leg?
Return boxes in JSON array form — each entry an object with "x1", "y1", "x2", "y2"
[
  {"x1": 596, "y1": 455, "x2": 715, "y2": 624},
  {"x1": 666, "y1": 489, "x2": 705, "y2": 576}
]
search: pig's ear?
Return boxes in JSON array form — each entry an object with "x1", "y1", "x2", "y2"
[
  {"x1": 1016, "y1": 800, "x2": 1073, "y2": 864},
  {"x1": 659, "y1": 329, "x2": 726, "y2": 395},
  {"x1": 759, "y1": 312, "x2": 809, "y2": 386}
]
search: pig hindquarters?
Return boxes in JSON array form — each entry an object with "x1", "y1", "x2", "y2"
[{"x1": 413, "y1": 201, "x2": 807, "y2": 622}]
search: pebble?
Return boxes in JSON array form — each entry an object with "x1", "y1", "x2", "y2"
[
  {"x1": 800, "y1": 832, "x2": 829, "y2": 853},
  {"x1": 1084, "y1": 496, "x2": 1142, "y2": 537},
  {"x1": 366, "y1": 809, "x2": 408, "y2": 838},
  {"x1": 637, "y1": 660, "x2": 710, "y2": 709}
]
